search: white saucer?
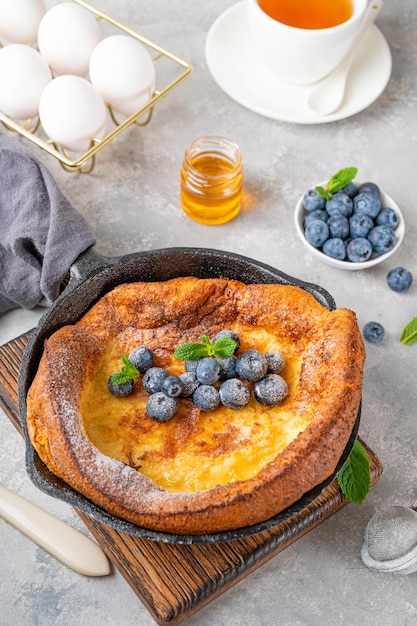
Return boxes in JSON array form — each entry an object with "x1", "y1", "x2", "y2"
[{"x1": 205, "y1": 1, "x2": 392, "y2": 124}]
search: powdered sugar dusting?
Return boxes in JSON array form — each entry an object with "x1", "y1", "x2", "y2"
[{"x1": 29, "y1": 278, "x2": 362, "y2": 532}]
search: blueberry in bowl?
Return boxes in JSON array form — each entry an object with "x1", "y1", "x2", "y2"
[{"x1": 295, "y1": 168, "x2": 405, "y2": 270}]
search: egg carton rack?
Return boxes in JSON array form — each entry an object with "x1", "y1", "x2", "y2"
[{"x1": 0, "y1": 0, "x2": 192, "y2": 173}]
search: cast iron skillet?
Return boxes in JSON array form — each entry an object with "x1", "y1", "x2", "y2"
[{"x1": 18, "y1": 246, "x2": 360, "y2": 544}]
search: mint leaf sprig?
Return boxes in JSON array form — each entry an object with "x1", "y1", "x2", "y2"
[
  {"x1": 336, "y1": 439, "x2": 371, "y2": 505},
  {"x1": 174, "y1": 334, "x2": 237, "y2": 361},
  {"x1": 110, "y1": 354, "x2": 141, "y2": 386},
  {"x1": 400, "y1": 317, "x2": 417, "y2": 345},
  {"x1": 315, "y1": 167, "x2": 358, "y2": 201}
]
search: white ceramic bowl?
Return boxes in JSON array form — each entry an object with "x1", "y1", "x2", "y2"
[{"x1": 294, "y1": 182, "x2": 405, "y2": 270}]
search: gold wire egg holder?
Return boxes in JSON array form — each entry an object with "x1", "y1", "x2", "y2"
[{"x1": 0, "y1": 0, "x2": 192, "y2": 173}]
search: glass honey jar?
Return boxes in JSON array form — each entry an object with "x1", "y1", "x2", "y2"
[{"x1": 180, "y1": 136, "x2": 243, "y2": 225}]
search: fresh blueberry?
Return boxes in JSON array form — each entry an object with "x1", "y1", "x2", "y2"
[
  {"x1": 161, "y1": 375, "x2": 184, "y2": 398},
  {"x1": 217, "y1": 356, "x2": 237, "y2": 380},
  {"x1": 353, "y1": 192, "x2": 381, "y2": 218},
  {"x1": 349, "y1": 213, "x2": 374, "y2": 239},
  {"x1": 128, "y1": 346, "x2": 154, "y2": 373},
  {"x1": 341, "y1": 181, "x2": 357, "y2": 198},
  {"x1": 146, "y1": 392, "x2": 178, "y2": 421},
  {"x1": 386, "y1": 267, "x2": 413, "y2": 292},
  {"x1": 362, "y1": 321, "x2": 385, "y2": 344},
  {"x1": 142, "y1": 367, "x2": 169, "y2": 394},
  {"x1": 303, "y1": 209, "x2": 329, "y2": 229},
  {"x1": 212, "y1": 329, "x2": 240, "y2": 352},
  {"x1": 192, "y1": 384, "x2": 220, "y2": 411},
  {"x1": 179, "y1": 371, "x2": 200, "y2": 397},
  {"x1": 357, "y1": 182, "x2": 380, "y2": 199},
  {"x1": 376, "y1": 207, "x2": 399, "y2": 229},
  {"x1": 196, "y1": 357, "x2": 221, "y2": 384},
  {"x1": 185, "y1": 359, "x2": 199, "y2": 373},
  {"x1": 264, "y1": 351, "x2": 285, "y2": 374},
  {"x1": 322, "y1": 237, "x2": 347, "y2": 260},
  {"x1": 325, "y1": 193, "x2": 353, "y2": 218},
  {"x1": 235, "y1": 349, "x2": 268, "y2": 382},
  {"x1": 346, "y1": 238, "x2": 373, "y2": 262},
  {"x1": 304, "y1": 220, "x2": 329, "y2": 248},
  {"x1": 327, "y1": 214, "x2": 350, "y2": 239},
  {"x1": 254, "y1": 374, "x2": 289, "y2": 406},
  {"x1": 107, "y1": 376, "x2": 135, "y2": 397},
  {"x1": 219, "y1": 378, "x2": 251, "y2": 410},
  {"x1": 302, "y1": 188, "x2": 326, "y2": 212},
  {"x1": 368, "y1": 225, "x2": 396, "y2": 254}
]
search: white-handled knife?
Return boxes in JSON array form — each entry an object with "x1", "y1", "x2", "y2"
[{"x1": 0, "y1": 484, "x2": 110, "y2": 576}]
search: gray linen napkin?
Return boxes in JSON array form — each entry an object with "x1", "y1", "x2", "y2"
[{"x1": 0, "y1": 137, "x2": 96, "y2": 313}]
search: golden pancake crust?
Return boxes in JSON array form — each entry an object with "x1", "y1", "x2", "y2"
[{"x1": 27, "y1": 277, "x2": 365, "y2": 535}]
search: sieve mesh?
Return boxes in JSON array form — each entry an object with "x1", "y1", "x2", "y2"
[{"x1": 364, "y1": 506, "x2": 417, "y2": 561}]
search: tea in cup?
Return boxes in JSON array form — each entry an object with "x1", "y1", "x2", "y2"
[{"x1": 247, "y1": 0, "x2": 368, "y2": 85}]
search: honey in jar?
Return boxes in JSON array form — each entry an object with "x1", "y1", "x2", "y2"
[{"x1": 180, "y1": 136, "x2": 243, "y2": 225}]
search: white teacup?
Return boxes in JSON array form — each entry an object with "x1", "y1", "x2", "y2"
[{"x1": 247, "y1": 0, "x2": 368, "y2": 85}]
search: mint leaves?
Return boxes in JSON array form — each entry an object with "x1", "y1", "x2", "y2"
[
  {"x1": 110, "y1": 354, "x2": 141, "y2": 385},
  {"x1": 336, "y1": 439, "x2": 371, "y2": 505},
  {"x1": 174, "y1": 334, "x2": 237, "y2": 361},
  {"x1": 400, "y1": 317, "x2": 417, "y2": 345},
  {"x1": 315, "y1": 167, "x2": 358, "y2": 200}
]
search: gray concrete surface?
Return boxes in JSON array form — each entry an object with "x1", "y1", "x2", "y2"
[{"x1": 0, "y1": 1, "x2": 416, "y2": 625}]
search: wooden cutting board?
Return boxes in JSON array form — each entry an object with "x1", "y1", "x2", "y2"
[{"x1": 0, "y1": 332, "x2": 383, "y2": 625}]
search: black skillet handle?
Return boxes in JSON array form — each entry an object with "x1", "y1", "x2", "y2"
[
  {"x1": 64, "y1": 246, "x2": 119, "y2": 294},
  {"x1": 19, "y1": 247, "x2": 121, "y2": 407}
]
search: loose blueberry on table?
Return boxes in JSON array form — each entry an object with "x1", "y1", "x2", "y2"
[
  {"x1": 386, "y1": 266, "x2": 413, "y2": 292},
  {"x1": 363, "y1": 321, "x2": 385, "y2": 344}
]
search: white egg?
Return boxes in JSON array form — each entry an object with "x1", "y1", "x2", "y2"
[
  {"x1": 0, "y1": 0, "x2": 45, "y2": 44},
  {"x1": 0, "y1": 44, "x2": 52, "y2": 119},
  {"x1": 39, "y1": 75, "x2": 108, "y2": 153},
  {"x1": 89, "y1": 35, "x2": 156, "y2": 117},
  {"x1": 38, "y1": 2, "x2": 101, "y2": 76}
]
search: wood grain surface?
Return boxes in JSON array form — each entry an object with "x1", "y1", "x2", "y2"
[{"x1": 0, "y1": 332, "x2": 383, "y2": 625}]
